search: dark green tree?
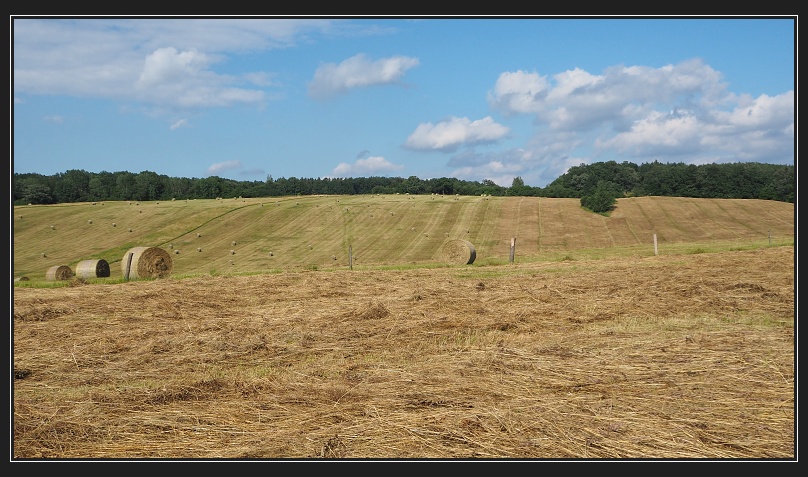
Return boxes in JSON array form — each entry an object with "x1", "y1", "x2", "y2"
[
  {"x1": 21, "y1": 182, "x2": 55, "y2": 205},
  {"x1": 580, "y1": 180, "x2": 620, "y2": 214}
]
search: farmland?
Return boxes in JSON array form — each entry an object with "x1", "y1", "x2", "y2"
[
  {"x1": 12, "y1": 195, "x2": 795, "y2": 460},
  {"x1": 12, "y1": 195, "x2": 795, "y2": 281}
]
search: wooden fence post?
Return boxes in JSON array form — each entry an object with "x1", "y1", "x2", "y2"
[{"x1": 509, "y1": 237, "x2": 516, "y2": 264}]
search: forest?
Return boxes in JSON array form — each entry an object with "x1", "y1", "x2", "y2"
[{"x1": 12, "y1": 160, "x2": 795, "y2": 206}]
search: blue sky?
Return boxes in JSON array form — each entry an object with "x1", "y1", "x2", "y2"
[{"x1": 12, "y1": 16, "x2": 795, "y2": 188}]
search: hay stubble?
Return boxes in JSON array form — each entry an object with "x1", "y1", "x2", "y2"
[{"x1": 13, "y1": 247, "x2": 794, "y2": 459}]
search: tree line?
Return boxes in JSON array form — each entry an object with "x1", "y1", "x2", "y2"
[{"x1": 12, "y1": 160, "x2": 794, "y2": 207}]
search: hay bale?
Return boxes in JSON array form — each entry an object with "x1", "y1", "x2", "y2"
[
  {"x1": 442, "y1": 239, "x2": 477, "y2": 265},
  {"x1": 15, "y1": 276, "x2": 30, "y2": 282},
  {"x1": 45, "y1": 265, "x2": 74, "y2": 281},
  {"x1": 121, "y1": 246, "x2": 173, "y2": 279},
  {"x1": 75, "y1": 259, "x2": 111, "y2": 278}
]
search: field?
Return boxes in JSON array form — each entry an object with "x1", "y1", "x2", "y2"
[
  {"x1": 12, "y1": 195, "x2": 795, "y2": 279},
  {"x1": 12, "y1": 196, "x2": 796, "y2": 460}
]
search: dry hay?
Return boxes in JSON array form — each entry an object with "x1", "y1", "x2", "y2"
[
  {"x1": 442, "y1": 239, "x2": 476, "y2": 265},
  {"x1": 11, "y1": 247, "x2": 795, "y2": 459},
  {"x1": 14, "y1": 276, "x2": 30, "y2": 282},
  {"x1": 75, "y1": 259, "x2": 111, "y2": 279},
  {"x1": 45, "y1": 265, "x2": 73, "y2": 281},
  {"x1": 121, "y1": 246, "x2": 173, "y2": 280}
]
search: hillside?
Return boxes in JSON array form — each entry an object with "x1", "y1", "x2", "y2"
[{"x1": 12, "y1": 195, "x2": 795, "y2": 281}]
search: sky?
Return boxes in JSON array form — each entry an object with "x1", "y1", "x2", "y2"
[{"x1": 11, "y1": 16, "x2": 796, "y2": 188}]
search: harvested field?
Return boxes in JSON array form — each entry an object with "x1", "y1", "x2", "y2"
[{"x1": 12, "y1": 246, "x2": 795, "y2": 460}]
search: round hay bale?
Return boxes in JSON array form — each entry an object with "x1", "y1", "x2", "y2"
[
  {"x1": 45, "y1": 265, "x2": 74, "y2": 281},
  {"x1": 15, "y1": 276, "x2": 30, "y2": 282},
  {"x1": 75, "y1": 259, "x2": 110, "y2": 278},
  {"x1": 121, "y1": 246, "x2": 173, "y2": 279},
  {"x1": 442, "y1": 239, "x2": 477, "y2": 265}
]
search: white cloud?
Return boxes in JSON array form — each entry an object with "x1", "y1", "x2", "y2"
[
  {"x1": 169, "y1": 119, "x2": 189, "y2": 130},
  {"x1": 404, "y1": 116, "x2": 509, "y2": 152},
  {"x1": 133, "y1": 47, "x2": 266, "y2": 110},
  {"x1": 476, "y1": 59, "x2": 794, "y2": 186},
  {"x1": 596, "y1": 90, "x2": 794, "y2": 160},
  {"x1": 487, "y1": 70, "x2": 550, "y2": 114},
  {"x1": 207, "y1": 160, "x2": 242, "y2": 175},
  {"x1": 331, "y1": 156, "x2": 404, "y2": 177},
  {"x1": 308, "y1": 53, "x2": 419, "y2": 99},
  {"x1": 488, "y1": 59, "x2": 731, "y2": 132},
  {"x1": 13, "y1": 19, "x2": 332, "y2": 113}
]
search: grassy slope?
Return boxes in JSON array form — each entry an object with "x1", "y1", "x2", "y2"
[{"x1": 12, "y1": 195, "x2": 795, "y2": 281}]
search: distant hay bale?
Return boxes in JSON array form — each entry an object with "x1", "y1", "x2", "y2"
[
  {"x1": 442, "y1": 239, "x2": 477, "y2": 265},
  {"x1": 76, "y1": 259, "x2": 110, "y2": 278},
  {"x1": 121, "y1": 246, "x2": 173, "y2": 279},
  {"x1": 46, "y1": 265, "x2": 74, "y2": 281},
  {"x1": 15, "y1": 276, "x2": 30, "y2": 282}
]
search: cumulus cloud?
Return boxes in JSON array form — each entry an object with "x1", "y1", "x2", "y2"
[
  {"x1": 207, "y1": 160, "x2": 242, "y2": 176},
  {"x1": 133, "y1": 47, "x2": 266, "y2": 110},
  {"x1": 404, "y1": 116, "x2": 509, "y2": 152},
  {"x1": 308, "y1": 53, "x2": 419, "y2": 99},
  {"x1": 470, "y1": 58, "x2": 794, "y2": 186},
  {"x1": 13, "y1": 19, "x2": 329, "y2": 113},
  {"x1": 488, "y1": 59, "x2": 730, "y2": 132},
  {"x1": 331, "y1": 156, "x2": 405, "y2": 177}
]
